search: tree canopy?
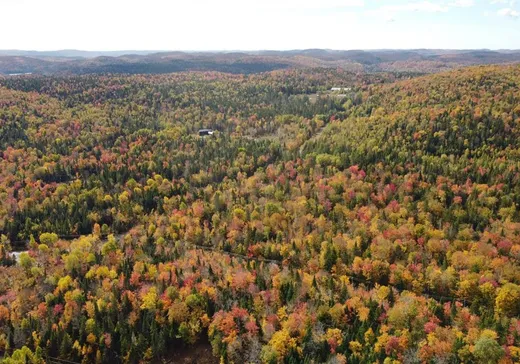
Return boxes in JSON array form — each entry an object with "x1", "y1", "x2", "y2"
[{"x1": 0, "y1": 65, "x2": 520, "y2": 363}]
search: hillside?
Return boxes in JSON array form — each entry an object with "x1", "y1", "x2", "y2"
[
  {"x1": 304, "y1": 64, "x2": 520, "y2": 179},
  {"x1": 1, "y1": 49, "x2": 520, "y2": 75},
  {"x1": 0, "y1": 65, "x2": 519, "y2": 363}
]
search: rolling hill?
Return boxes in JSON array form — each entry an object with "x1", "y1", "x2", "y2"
[
  {"x1": 1, "y1": 64, "x2": 520, "y2": 363},
  {"x1": 1, "y1": 49, "x2": 520, "y2": 75}
]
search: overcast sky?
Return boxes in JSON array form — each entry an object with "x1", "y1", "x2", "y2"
[{"x1": 1, "y1": 0, "x2": 519, "y2": 51}]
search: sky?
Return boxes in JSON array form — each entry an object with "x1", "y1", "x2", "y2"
[{"x1": 1, "y1": 0, "x2": 519, "y2": 51}]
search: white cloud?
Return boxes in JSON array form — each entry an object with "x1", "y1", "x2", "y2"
[
  {"x1": 373, "y1": 1, "x2": 450, "y2": 23},
  {"x1": 0, "y1": 0, "x2": 366, "y2": 51},
  {"x1": 193, "y1": 0, "x2": 366, "y2": 10},
  {"x1": 374, "y1": 0, "x2": 479, "y2": 21},
  {"x1": 449, "y1": 0, "x2": 475, "y2": 7},
  {"x1": 381, "y1": 1, "x2": 450, "y2": 13},
  {"x1": 491, "y1": 0, "x2": 517, "y2": 5},
  {"x1": 498, "y1": 7, "x2": 520, "y2": 16},
  {"x1": 266, "y1": 0, "x2": 365, "y2": 9}
]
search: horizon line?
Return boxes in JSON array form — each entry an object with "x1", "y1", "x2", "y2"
[{"x1": 2, "y1": 48, "x2": 520, "y2": 53}]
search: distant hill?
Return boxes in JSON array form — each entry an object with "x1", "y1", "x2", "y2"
[
  {"x1": 0, "y1": 49, "x2": 162, "y2": 58},
  {"x1": 1, "y1": 49, "x2": 520, "y2": 75}
]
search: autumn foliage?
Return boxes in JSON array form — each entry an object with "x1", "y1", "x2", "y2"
[{"x1": 0, "y1": 65, "x2": 520, "y2": 363}]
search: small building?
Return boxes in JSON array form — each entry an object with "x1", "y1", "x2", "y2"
[
  {"x1": 331, "y1": 87, "x2": 352, "y2": 92},
  {"x1": 199, "y1": 129, "x2": 214, "y2": 136}
]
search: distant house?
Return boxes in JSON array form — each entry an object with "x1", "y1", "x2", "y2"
[
  {"x1": 199, "y1": 129, "x2": 214, "y2": 136},
  {"x1": 8, "y1": 73, "x2": 33, "y2": 77},
  {"x1": 331, "y1": 87, "x2": 352, "y2": 92}
]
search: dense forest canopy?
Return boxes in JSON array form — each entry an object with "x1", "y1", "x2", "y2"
[{"x1": 0, "y1": 64, "x2": 519, "y2": 363}]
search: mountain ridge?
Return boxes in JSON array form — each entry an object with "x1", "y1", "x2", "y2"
[{"x1": 1, "y1": 48, "x2": 520, "y2": 76}]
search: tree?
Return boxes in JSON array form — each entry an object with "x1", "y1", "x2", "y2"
[
  {"x1": 39, "y1": 233, "x2": 58, "y2": 246},
  {"x1": 495, "y1": 283, "x2": 520, "y2": 317},
  {"x1": 473, "y1": 334, "x2": 504, "y2": 364}
]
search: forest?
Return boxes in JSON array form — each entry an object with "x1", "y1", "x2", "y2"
[{"x1": 0, "y1": 64, "x2": 519, "y2": 363}]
